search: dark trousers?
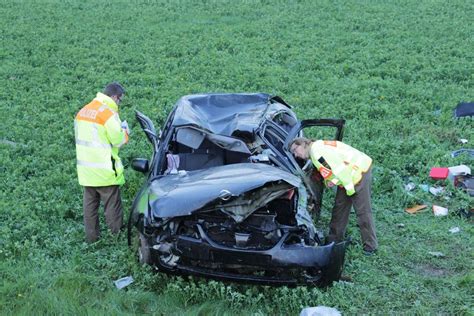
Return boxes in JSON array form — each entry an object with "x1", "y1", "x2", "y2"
[
  {"x1": 327, "y1": 167, "x2": 378, "y2": 251},
  {"x1": 83, "y1": 185, "x2": 123, "y2": 243}
]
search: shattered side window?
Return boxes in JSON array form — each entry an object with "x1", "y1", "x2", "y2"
[
  {"x1": 272, "y1": 112, "x2": 297, "y2": 133},
  {"x1": 261, "y1": 123, "x2": 292, "y2": 170},
  {"x1": 264, "y1": 127, "x2": 285, "y2": 154}
]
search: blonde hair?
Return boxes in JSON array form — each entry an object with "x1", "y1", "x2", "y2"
[{"x1": 290, "y1": 137, "x2": 312, "y2": 148}]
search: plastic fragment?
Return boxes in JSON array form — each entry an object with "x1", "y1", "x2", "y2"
[
  {"x1": 449, "y1": 227, "x2": 460, "y2": 233},
  {"x1": 456, "y1": 175, "x2": 474, "y2": 196},
  {"x1": 429, "y1": 186, "x2": 445, "y2": 196},
  {"x1": 405, "y1": 205, "x2": 427, "y2": 214},
  {"x1": 451, "y1": 149, "x2": 474, "y2": 158},
  {"x1": 396, "y1": 223, "x2": 405, "y2": 228},
  {"x1": 429, "y1": 167, "x2": 449, "y2": 180},
  {"x1": 453, "y1": 101, "x2": 474, "y2": 118},
  {"x1": 404, "y1": 182, "x2": 416, "y2": 191},
  {"x1": 114, "y1": 276, "x2": 134, "y2": 289},
  {"x1": 459, "y1": 139, "x2": 468, "y2": 144},
  {"x1": 428, "y1": 251, "x2": 445, "y2": 257},
  {"x1": 448, "y1": 165, "x2": 471, "y2": 177},
  {"x1": 419, "y1": 184, "x2": 430, "y2": 192},
  {"x1": 457, "y1": 208, "x2": 473, "y2": 218},
  {"x1": 300, "y1": 306, "x2": 342, "y2": 316},
  {"x1": 432, "y1": 205, "x2": 448, "y2": 216}
]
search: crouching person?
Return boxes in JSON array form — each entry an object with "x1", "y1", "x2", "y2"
[{"x1": 290, "y1": 137, "x2": 378, "y2": 255}]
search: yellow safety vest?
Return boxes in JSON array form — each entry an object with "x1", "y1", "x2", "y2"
[
  {"x1": 74, "y1": 92, "x2": 129, "y2": 187},
  {"x1": 310, "y1": 140, "x2": 372, "y2": 196}
]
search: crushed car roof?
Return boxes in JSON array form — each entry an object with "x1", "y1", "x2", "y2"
[{"x1": 171, "y1": 93, "x2": 291, "y2": 136}]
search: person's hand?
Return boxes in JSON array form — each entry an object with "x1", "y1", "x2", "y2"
[{"x1": 121, "y1": 120, "x2": 130, "y2": 135}]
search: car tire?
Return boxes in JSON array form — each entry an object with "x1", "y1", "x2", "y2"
[{"x1": 137, "y1": 232, "x2": 151, "y2": 265}]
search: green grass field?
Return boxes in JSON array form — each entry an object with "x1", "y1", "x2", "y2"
[{"x1": 1, "y1": 0, "x2": 473, "y2": 314}]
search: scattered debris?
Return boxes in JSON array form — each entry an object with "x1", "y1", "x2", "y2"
[
  {"x1": 114, "y1": 276, "x2": 134, "y2": 289},
  {"x1": 459, "y1": 139, "x2": 468, "y2": 144},
  {"x1": 405, "y1": 205, "x2": 427, "y2": 214},
  {"x1": 430, "y1": 167, "x2": 449, "y2": 180},
  {"x1": 451, "y1": 149, "x2": 474, "y2": 158},
  {"x1": 428, "y1": 251, "x2": 445, "y2": 258},
  {"x1": 429, "y1": 186, "x2": 445, "y2": 196},
  {"x1": 449, "y1": 227, "x2": 460, "y2": 234},
  {"x1": 453, "y1": 101, "x2": 474, "y2": 118},
  {"x1": 448, "y1": 165, "x2": 471, "y2": 187},
  {"x1": 432, "y1": 205, "x2": 448, "y2": 216},
  {"x1": 456, "y1": 175, "x2": 474, "y2": 196},
  {"x1": 457, "y1": 208, "x2": 473, "y2": 218},
  {"x1": 448, "y1": 165, "x2": 471, "y2": 178},
  {"x1": 419, "y1": 184, "x2": 430, "y2": 192},
  {"x1": 404, "y1": 182, "x2": 416, "y2": 191},
  {"x1": 300, "y1": 306, "x2": 342, "y2": 316}
]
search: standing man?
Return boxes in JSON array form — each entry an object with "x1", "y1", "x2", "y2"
[
  {"x1": 74, "y1": 82, "x2": 130, "y2": 243},
  {"x1": 290, "y1": 137, "x2": 378, "y2": 255}
]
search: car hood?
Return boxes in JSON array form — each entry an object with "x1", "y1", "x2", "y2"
[{"x1": 148, "y1": 163, "x2": 302, "y2": 221}]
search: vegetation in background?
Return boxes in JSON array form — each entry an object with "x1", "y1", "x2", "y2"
[{"x1": 1, "y1": 0, "x2": 472, "y2": 314}]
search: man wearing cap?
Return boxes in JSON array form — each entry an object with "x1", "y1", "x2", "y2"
[
  {"x1": 74, "y1": 82, "x2": 130, "y2": 243},
  {"x1": 290, "y1": 137, "x2": 378, "y2": 255}
]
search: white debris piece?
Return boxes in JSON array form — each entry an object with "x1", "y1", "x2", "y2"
[
  {"x1": 404, "y1": 182, "x2": 416, "y2": 191},
  {"x1": 432, "y1": 205, "x2": 448, "y2": 216},
  {"x1": 300, "y1": 307, "x2": 342, "y2": 316},
  {"x1": 428, "y1": 251, "x2": 445, "y2": 258},
  {"x1": 429, "y1": 187, "x2": 445, "y2": 196},
  {"x1": 114, "y1": 276, "x2": 134, "y2": 289},
  {"x1": 419, "y1": 184, "x2": 430, "y2": 192},
  {"x1": 448, "y1": 165, "x2": 471, "y2": 179},
  {"x1": 449, "y1": 227, "x2": 460, "y2": 234}
]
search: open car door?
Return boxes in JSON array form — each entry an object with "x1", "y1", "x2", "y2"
[{"x1": 283, "y1": 119, "x2": 346, "y2": 217}]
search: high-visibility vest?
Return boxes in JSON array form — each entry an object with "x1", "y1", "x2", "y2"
[
  {"x1": 74, "y1": 92, "x2": 129, "y2": 187},
  {"x1": 310, "y1": 140, "x2": 372, "y2": 196}
]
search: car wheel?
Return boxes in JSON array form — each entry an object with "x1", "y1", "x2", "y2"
[{"x1": 137, "y1": 232, "x2": 151, "y2": 265}]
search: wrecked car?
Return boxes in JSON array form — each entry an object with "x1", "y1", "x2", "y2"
[{"x1": 128, "y1": 93, "x2": 347, "y2": 286}]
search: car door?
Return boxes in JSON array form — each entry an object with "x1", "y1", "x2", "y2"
[{"x1": 283, "y1": 119, "x2": 346, "y2": 218}]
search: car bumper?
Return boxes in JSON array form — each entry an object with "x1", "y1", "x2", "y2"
[{"x1": 150, "y1": 224, "x2": 347, "y2": 286}]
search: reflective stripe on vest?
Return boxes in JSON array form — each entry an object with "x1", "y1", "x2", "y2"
[
  {"x1": 77, "y1": 160, "x2": 111, "y2": 169},
  {"x1": 76, "y1": 139, "x2": 112, "y2": 149}
]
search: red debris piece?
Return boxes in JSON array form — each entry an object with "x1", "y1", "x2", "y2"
[{"x1": 430, "y1": 167, "x2": 449, "y2": 180}]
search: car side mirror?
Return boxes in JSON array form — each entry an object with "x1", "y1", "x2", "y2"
[{"x1": 131, "y1": 158, "x2": 149, "y2": 173}]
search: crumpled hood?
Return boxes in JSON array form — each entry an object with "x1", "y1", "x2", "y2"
[{"x1": 148, "y1": 163, "x2": 301, "y2": 220}]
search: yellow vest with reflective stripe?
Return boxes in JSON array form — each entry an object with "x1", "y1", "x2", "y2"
[
  {"x1": 310, "y1": 140, "x2": 372, "y2": 196},
  {"x1": 75, "y1": 93, "x2": 128, "y2": 187}
]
